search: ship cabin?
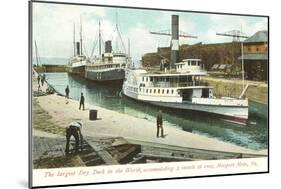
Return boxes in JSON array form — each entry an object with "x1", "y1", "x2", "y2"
[
  {"x1": 86, "y1": 52, "x2": 127, "y2": 71},
  {"x1": 175, "y1": 59, "x2": 205, "y2": 74},
  {"x1": 69, "y1": 54, "x2": 88, "y2": 65},
  {"x1": 137, "y1": 59, "x2": 214, "y2": 102}
]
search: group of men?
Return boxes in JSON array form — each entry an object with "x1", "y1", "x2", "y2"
[
  {"x1": 63, "y1": 85, "x2": 165, "y2": 155},
  {"x1": 65, "y1": 110, "x2": 165, "y2": 155},
  {"x1": 37, "y1": 73, "x2": 46, "y2": 87},
  {"x1": 64, "y1": 85, "x2": 85, "y2": 155}
]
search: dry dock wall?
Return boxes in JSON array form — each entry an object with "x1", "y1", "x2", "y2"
[
  {"x1": 203, "y1": 77, "x2": 268, "y2": 104},
  {"x1": 34, "y1": 64, "x2": 67, "y2": 73}
]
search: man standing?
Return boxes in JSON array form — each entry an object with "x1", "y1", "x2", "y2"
[
  {"x1": 41, "y1": 74, "x2": 45, "y2": 86},
  {"x1": 156, "y1": 110, "x2": 164, "y2": 138},
  {"x1": 65, "y1": 121, "x2": 83, "y2": 155},
  {"x1": 37, "y1": 75, "x2": 40, "y2": 86},
  {"x1": 65, "y1": 85, "x2": 70, "y2": 99},
  {"x1": 79, "y1": 92, "x2": 85, "y2": 110}
]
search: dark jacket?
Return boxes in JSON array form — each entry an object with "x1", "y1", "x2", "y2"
[
  {"x1": 157, "y1": 114, "x2": 163, "y2": 125},
  {"x1": 80, "y1": 95, "x2": 85, "y2": 103},
  {"x1": 65, "y1": 87, "x2": 69, "y2": 94}
]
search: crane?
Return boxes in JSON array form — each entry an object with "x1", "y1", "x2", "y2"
[
  {"x1": 150, "y1": 29, "x2": 198, "y2": 39},
  {"x1": 150, "y1": 15, "x2": 198, "y2": 69},
  {"x1": 216, "y1": 29, "x2": 248, "y2": 97},
  {"x1": 216, "y1": 29, "x2": 248, "y2": 42}
]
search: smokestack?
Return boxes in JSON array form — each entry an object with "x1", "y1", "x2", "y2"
[
  {"x1": 76, "y1": 42, "x2": 81, "y2": 56},
  {"x1": 105, "y1": 40, "x2": 112, "y2": 53},
  {"x1": 171, "y1": 15, "x2": 179, "y2": 69}
]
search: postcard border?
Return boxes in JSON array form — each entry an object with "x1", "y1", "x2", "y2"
[{"x1": 28, "y1": 0, "x2": 270, "y2": 188}]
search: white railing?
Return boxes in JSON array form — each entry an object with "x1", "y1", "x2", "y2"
[
  {"x1": 148, "y1": 81, "x2": 209, "y2": 88},
  {"x1": 192, "y1": 97, "x2": 248, "y2": 106}
]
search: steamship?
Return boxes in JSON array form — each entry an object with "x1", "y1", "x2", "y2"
[
  {"x1": 67, "y1": 23, "x2": 89, "y2": 75},
  {"x1": 122, "y1": 15, "x2": 249, "y2": 125},
  {"x1": 85, "y1": 22, "x2": 131, "y2": 83}
]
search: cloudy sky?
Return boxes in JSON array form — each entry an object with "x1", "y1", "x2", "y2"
[{"x1": 33, "y1": 2, "x2": 267, "y2": 62}]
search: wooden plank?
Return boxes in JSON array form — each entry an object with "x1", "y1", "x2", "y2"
[{"x1": 87, "y1": 141, "x2": 119, "y2": 165}]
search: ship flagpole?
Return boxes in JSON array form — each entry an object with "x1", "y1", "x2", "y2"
[
  {"x1": 73, "y1": 23, "x2": 76, "y2": 56},
  {"x1": 99, "y1": 21, "x2": 101, "y2": 56}
]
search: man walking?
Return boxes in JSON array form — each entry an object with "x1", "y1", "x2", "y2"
[
  {"x1": 79, "y1": 92, "x2": 85, "y2": 110},
  {"x1": 65, "y1": 85, "x2": 70, "y2": 99},
  {"x1": 156, "y1": 110, "x2": 164, "y2": 138}
]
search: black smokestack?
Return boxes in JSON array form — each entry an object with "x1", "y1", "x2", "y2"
[
  {"x1": 76, "y1": 42, "x2": 80, "y2": 56},
  {"x1": 171, "y1": 15, "x2": 179, "y2": 69},
  {"x1": 105, "y1": 40, "x2": 112, "y2": 53}
]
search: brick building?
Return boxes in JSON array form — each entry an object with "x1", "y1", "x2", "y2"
[{"x1": 239, "y1": 30, "x2": 268, "y2": 81}]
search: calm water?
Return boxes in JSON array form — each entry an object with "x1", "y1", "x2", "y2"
[{"x1": 45, "y1": 72, "x2": 268, "y2": 150}]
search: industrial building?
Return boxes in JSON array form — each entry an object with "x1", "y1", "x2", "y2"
[{"x1": 239, "y1": 30, "x2": 268, "y2": 81}]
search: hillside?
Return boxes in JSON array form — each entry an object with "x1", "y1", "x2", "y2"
[{"x1": 142, "y1": 42, "x2": 242, "y2": 71}]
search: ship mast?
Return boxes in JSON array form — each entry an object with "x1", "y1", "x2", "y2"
[
  {"x1": 73, "y1": 23, "x2": 76, "y2": 56},
  {"x1": 99, "y1": 21, "x2": 101, "y2": 56},
  {"x1": 114, "y1": 10, "x2": 126, "y2": 54},
  {"x1": 34, "y1": 40, "x2": 39, "y2": 67},
  {"x1": 128, "y1": 38, "x2": 130, "y2": 57},
  {"x1": 80, "y1": 17, "x2": 83, "y2": 56}
]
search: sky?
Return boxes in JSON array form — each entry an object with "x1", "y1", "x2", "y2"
[{"x1": 32, "y1": 2, "x2": 268, "y2": 62}]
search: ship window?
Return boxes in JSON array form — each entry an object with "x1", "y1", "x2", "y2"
[
  {"x1": 162, "y1": 89, "x2": 164, "y2": 94},
  {"x1": 171, "y1": 90, "x2": 174, "y2": 94},
  {"x1": 154, "y1": 89, "x2": 156, "y2": 93},
  {"x1": 158, "y1": 89, "x2": 160, "y2": 94},
  {"x1": 150, "y1": 77, "x2": 153, "y2": 82},
  {"x1": 150, "y1": 89, "x2": 152, "y2": 93},
  {"x1": 146, "y1": 89, "x2": 148, "y2": 93},
  {"x1": 146, "y1": 77, "x2": 148, "y2": 82},
  {"x1": 192, "y1": 61, "x2": 196, "y2": 66},
  {"x1": 167, "y1": 90, "x2": 169, "y2": 94},
  {"x1": 142, "y1": 77, "x2": 144, "y2": 82}
]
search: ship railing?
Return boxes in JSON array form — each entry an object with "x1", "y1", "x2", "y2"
[
  {"x1": 150, "y1": 81, "x2": 209, "y2": 88},
  {"x1": 192, "y1": 97, "x2": 248, "y2": 106}
]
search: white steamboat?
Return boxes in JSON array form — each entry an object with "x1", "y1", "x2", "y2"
[{"x1": 122, "y1": 59, "x2": 248, "y2": 125}]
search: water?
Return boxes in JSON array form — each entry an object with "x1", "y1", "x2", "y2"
[{"x1": 45, "y1": 72, "x2": 268, "y2": 150}]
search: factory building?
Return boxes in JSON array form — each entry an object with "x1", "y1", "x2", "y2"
[{"x1": 239, "y1": 30, "x2": 268, "y2": 81}]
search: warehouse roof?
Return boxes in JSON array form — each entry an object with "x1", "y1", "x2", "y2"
[{"x1": 244, "y1": 30, "x2": 268, "y2": 43}]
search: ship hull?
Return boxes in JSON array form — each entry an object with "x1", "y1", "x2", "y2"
[
  {"x1": 67, "y1": 65, "x2": 85, "y2": 76},
  {"x1": 85, "y1": 68, "x2": 125, "y2": 84},
  {"x1": 122, "y1": 90, "x2": 248, "y2": 125}
]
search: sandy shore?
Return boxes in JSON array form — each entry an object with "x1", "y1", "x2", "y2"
[{"x1": 31, "y1": 73, "x2": 267, "y2": 156}]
